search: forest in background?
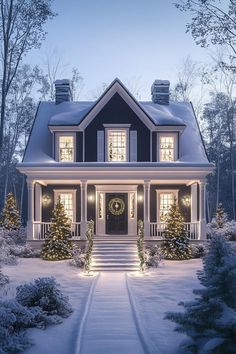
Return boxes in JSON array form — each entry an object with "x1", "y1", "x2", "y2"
[{"x1": 0, "y1": 0, "x2": 235, "y2": 222}]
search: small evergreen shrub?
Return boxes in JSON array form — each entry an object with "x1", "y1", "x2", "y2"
[
  {"x1": 69, "y1": 246, "x2": 86, "y2": 268},
  {"x1": 145, "y1": 245, "x2": 163, "y2": 268},
  {"x1": 11, "y1": 244, "x2": 41, "y2": 258},
  {"x1": 190, "y1": 243, "x2": 208, "y2": 258},
  {"x1": 0, "y1": 234, "x2": 18, "y2": 265},
  {"x1": 0, "y1": 299, "x2": 34, "y2": 353},
  {"x1": 0, "y1": 270, "x2": 9, "y2": 287},
  {"x1": 16, "y1": 277, "x2": 73, "y2": 327},
  {"x1": 207, "y1": 203, "x2": 236, "y2": 241}
]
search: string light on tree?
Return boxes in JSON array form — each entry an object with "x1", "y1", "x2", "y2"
[{"x1": 0, "y1": 193, "x2": 21, "y2": 230}]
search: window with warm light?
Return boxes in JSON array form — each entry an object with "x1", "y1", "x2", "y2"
[
  {"x1": 159, "y1": 135, "x2": 176, "y2": 162},
  {"x1": 159, "y1": 192, "x2": 175, "y2": 221},
  {"x1": 107, "y1": 129, "x2": 127, "y2": 162},
  {"x1": 54, "y1": 190, "x2": 76, "y2": 222},
  {"x1": 59, "y1": 135, "x2": 74, "y2": 162}
]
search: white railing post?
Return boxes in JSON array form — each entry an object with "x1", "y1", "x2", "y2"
[
  {"x1": 80, "y1": 180, "x2": 87, "y2": 239},
  {"x1": 27, "y1": 179, "x2": 35, "y2": 240},
  {"x1": 144, "y1": 180, "x2": 150, "y2": 237}
]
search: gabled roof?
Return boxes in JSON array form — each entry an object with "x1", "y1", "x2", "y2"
[{"x1": 22, "y1": 78, "x2": 209, "y2": 165}]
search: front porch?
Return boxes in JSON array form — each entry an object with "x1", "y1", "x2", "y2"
[{"x1": 26, "y1": 173, "x2": 207, "y2": 241}]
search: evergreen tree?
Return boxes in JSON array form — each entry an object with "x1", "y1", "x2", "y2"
[
  {"x1": 41, "y1": 198, "x2": 72, "y2": 260},
  {"x1": 0, "y1": 193, "x2": 21, "y2": 230},
  {"x1": 162, "y1": 198, "x2": 191, "y2": 260},
  {"x1": 214, "y1": 204, "x2": 228, "y2": 229},
  {"x1": 165, "y1": 234, "x2": 236, "y2": 354}
]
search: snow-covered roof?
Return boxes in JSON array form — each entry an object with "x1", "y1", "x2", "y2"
[{"x1": 21, "y1": 97, "x2": 209, "y2": 165}]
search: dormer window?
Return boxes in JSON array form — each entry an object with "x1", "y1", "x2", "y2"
[
  {"x1": 55, "y1": 132, "x2": 76, "y2": 162},
  {"x1": 158, "y1": 133, "x2": 178, "y2": 162},
  {"x1": 106, "y1": 128, "x2": 129, "y2": 162}
]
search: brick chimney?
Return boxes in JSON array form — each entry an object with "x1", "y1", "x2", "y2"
[
  {"x1": 151, "y1": 80, "x2": 170, "y2": 105},
  {"x1": 54, "y1": 79, "x2": 72, "y2": 104}
]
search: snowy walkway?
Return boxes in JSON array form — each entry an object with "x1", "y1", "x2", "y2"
[{"x1": 79, "y1": 272, "x2": 146, "y2": 354}]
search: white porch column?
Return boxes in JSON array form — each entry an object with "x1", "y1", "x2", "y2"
[
  {"x1": 35, "y1": 184, "x2": 42, "y2": 222},
  {"x1": 80, "y1": 180, "x2": 87, "y2": 239},
  {"x1": 144, "y1": 180, "x2": 150, "y2": 237},
  {"x1": 27, "y1": 179, "x2": 35, "y2": 240},
  {"x1": 191, "y1": 183, "x2": 198, "y2": 222},
  {"x1": 199, "y1": 180, "x2": 207, "y2": 239}
]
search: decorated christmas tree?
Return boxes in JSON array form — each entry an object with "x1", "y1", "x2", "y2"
[
  {"x1": 213, "y1": 203, "x2": 228, "y2": 228},
  {"x1": 0, "y1": 193, "x2": 21, "y2": 230},
  {"x1": 165, "y1": 234, "x2": 236, "y2": 353},
  {"x1": 162, "y1": 198, "x2": 191, "y2": 260},
  {"x1": 41, "y1": 198, "x2": 73, "y2": 260}
]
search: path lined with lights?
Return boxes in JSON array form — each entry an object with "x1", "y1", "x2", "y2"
[{"x1": 79, "y1": 272, "x2": 146, "y2": 354}]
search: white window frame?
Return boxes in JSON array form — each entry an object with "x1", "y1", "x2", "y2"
[
  {"x1": 157, "y1": 132, "x2": 178, "y2": 162},
  {"x1": 104, "y1": 126, "x2": 129, "y2": 162},
  {"x1": 156, "y1": 189, "x2": 179, "y2": 222},
  {"x1": 53, "y1": 189, "x2": 77, "y2": 222},
  {"x1": 55, "y1": 132, "x2": 76, "y2": 162}
]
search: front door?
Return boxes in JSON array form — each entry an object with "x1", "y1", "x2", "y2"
[{"x1": 106, "y1": 193, "x2": 128, "y2": 234}]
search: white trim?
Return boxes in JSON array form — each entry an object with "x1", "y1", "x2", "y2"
[
  {"x1": 79, "y1": 80, "x2": 155, "y2": 131},
  {"x1": 35, "y1": 183, "x2": 42, "y2": 222},
  {"x1": 157, "y1": 132, "x2": 178, "y2": 162},
  {"x1": 105, "y1": 128, "x2": 129, "y2": 162},
  {"x1": 49, "y1": 126, "x2": 81, "y2": 132},
  {"x1": 97, "y1": 131, "x2": 105, "y2": 162},
  {"x1": 53, "y1": 189, "x2": 77, "y2": 222},
  {"x1": 155, "y1": 126, "x2": 185, "y2": 132},
  {"x1": 55, "y1": 132, "x2": 76, "y2": 162},
  {"x1": 103, "y1": 124, "x2": 131, "y2": 128},
  {"x1": 191, "y1": 183, "x2": 198, "y2": 222},
  {"x1": 156, "y1": 189, "x2": 179, "y2": 222}
]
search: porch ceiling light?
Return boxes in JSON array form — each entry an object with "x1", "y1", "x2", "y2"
[
  {"x1": 42, "y1": 194, "x2": 51, "y2": 206},
  {"x1": 182, "y1": 195, "x2": 191, "y2": 207}
]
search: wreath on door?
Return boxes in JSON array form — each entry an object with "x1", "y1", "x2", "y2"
[{"x1": 108, "y1": 197, "x2": 125, "y2": 216}]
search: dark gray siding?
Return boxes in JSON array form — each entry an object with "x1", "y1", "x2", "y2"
[
  {"x1": 84, "y1": 93, "x2": 151, "y2": 162},
  {"x1": 150, "y1": 184, "x2": 191, "y2": 222}
]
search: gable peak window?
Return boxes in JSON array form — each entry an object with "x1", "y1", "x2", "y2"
[
  {"x1": 107, "y1": 129, "x2": 128, "y2": 162},
  {"x1": 158, "y1": 133, "x2": 177, "y2": 162}
]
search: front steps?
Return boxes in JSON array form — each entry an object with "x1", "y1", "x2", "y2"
[{"x1": 91, "y1": 236, "x2": 140, "y2": 271}]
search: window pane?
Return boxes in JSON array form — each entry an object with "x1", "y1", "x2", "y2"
[
  {"x1": 58, "y1": 193, "x2": 73, "y2": 221},
  {"x1": 59, "y1": 136, "x2": 74, "y2": 162},
  {"x1": 108, "y1": 130, "x2": 127, "y2": 162},
  {"x1": 160, "y1": 136, "x2": 174, "y2": 162},
  {"x1": 160, "y1": 193, "x2": 174, "y2": 221}
]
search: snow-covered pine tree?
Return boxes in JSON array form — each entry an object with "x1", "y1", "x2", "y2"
[
  {"x1": 0, "y1": 193, "x2": 21, "y2": 230},
  {"x1": 212, "y1": 203, "x2": 228, "y2": 229},
  {"x1": 41, "y1": 198, "x2": 73, "y2": 260},
  {"x1": 162, "y1": 198, "x2": 191, "y2": 260},
  {"x1": 165, "y1": 234, "x2": 236, "y2": 354}
]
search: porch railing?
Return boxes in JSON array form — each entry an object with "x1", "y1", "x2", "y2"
[
  {"x1": 150, "y1": 222, "x2": 200, "y2": 240},
  {"x1": 33, "y1": 222, "x2": 81, "y2": 240}
]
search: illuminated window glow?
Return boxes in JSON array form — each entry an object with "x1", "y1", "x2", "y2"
[
  {"x1": 130, "y1": 192, "x2": 135, "y2": 219},
  {"x1": 159, "y1": 193, "x2": 174, "y2": 221},
  {"x1": 59, "y1": 136, "x2": 74, "y2": 162},
  {"x1": 98, "y1": 193, "x2": 104, "y2": 219},
  {"x1": 58, "y1": 193, "x2": 73, "y2": 221},
  {"x1": 159, "y1": 136, "x2": 175, "y2": 162},
  {"x1": 108, "y1": 130, "x2": 127, "y2": 162}
]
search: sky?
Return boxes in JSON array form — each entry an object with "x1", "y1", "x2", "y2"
[{"x1": 26, "y1": 0, "x2": 210, "y2": 100}]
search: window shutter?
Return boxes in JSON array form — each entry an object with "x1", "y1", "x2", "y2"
[
  {"x1": 130, "y1": 131, "x2": 137, "y2": 162},
  {"x1": 97, "y1": 131, "x2": 104, "y2": 161}
]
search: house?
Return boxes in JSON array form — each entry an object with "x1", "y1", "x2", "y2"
[{"x1": 17, "y1": 78, "x2": 214, "y2": 244}]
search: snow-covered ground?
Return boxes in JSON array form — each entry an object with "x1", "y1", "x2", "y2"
[
  {"x1": 127, "y1": 259, "x2": 203, "y2": 354},
  {"x1": 1, "y1": 259, "x2": 96, "y2": 354},
  {"x1": 1, "y1": 258, "x2": 202, "y2": 354}
]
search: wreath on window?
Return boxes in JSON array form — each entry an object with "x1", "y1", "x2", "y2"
[{"x1": 108, "y1": 198, "x2": 125, "y2": 216}]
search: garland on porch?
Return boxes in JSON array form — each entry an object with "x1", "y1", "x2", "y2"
[
  {"x1": 84, "y1": 219, "x2": 94, "y2": 274},
  {"x1": 137, "y1": 219, "x2": 146, "y2": 272}
]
